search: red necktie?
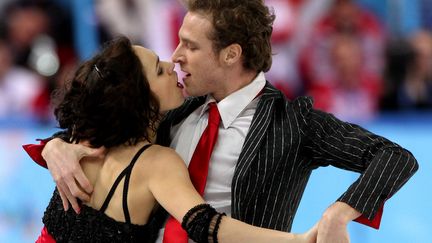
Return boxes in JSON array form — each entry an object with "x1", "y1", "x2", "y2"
[{"x1": 163, "y1": 102, "x2": 221, "y2": 243}]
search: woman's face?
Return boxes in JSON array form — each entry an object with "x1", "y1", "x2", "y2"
[{"x1": 133, "y1": 46, "x2": 185, "y2": 113}]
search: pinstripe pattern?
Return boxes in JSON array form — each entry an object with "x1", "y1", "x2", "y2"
[{"x1": 157, "y1": 82, "x2": 418, "y2": 232}]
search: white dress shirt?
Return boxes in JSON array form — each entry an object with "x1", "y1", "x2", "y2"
[{"x1": 156, "y1": 72, "x2": 266, "y2": 242}]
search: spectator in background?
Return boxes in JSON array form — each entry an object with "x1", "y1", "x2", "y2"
[
  {"x1": 308, "y1": 34, "x2": 382, "y2": 121},
  {"x1": 398, "y1": 30, "x2": 432, "y2": 109},
  {"x1": 380, "y1": 37, "x2": 414, "y2": 110},
  {"x1": 95, "y1": 0, "x2": 151, "y2": 45},
  {"x1": 264, "y1": 0, "x2": 333, "y2": 99},
  {"x1": 3, "y1": 1, "x2": 50, "y2": 69},
  {"x1": 299, "y1": 0, "x2": 385, "y2": 121},
  {"x1": 263, "y1": 0, "x2": 299, "y2": 99},
  {"x1": 95, "y1": 0, "x2": 184, "y2": 61},
  {"x1": 1, "y1": 0, "x2": 78, "y2": 123},
  {"x1": 0, "y1": 38, "x2": 45, "y2": 120},
  {"x1": 382, "y1": 30, "x2": 432, "y2": 111}
]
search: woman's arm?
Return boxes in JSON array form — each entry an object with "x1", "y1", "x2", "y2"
[
  {"x1": 147, "y1": 146, "x2": 317, "y2": 243},
  {"x1": 24, "y1": 137, "x2": 105, "y2": 213}
]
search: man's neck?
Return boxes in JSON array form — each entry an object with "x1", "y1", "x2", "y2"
[{"x1": 212, "y1": 69, "x2": 259, "y2": 102}]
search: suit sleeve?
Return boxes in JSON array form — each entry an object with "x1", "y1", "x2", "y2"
[{"x1": 296, "y1": 97, "x2": 419, "y2": 229}]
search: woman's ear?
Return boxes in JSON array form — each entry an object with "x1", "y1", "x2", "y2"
[{"x1": 221, "y1": 43, "x2": 242, "y2": 66}]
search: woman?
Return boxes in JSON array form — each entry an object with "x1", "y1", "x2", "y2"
[{"x1": 26, "y1": 37, "x2": 316, "y2": 242}]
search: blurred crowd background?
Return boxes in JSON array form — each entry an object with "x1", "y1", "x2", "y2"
[
  {"x1": 0, "y1": 0, "x2": 432, "y2": 123},
  {"x1": 0, "y1": 0, "x2": 431, "y2": 242}
]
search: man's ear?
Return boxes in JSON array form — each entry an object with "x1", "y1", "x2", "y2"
[{"x1": 221, "y1": 43, "x2": 242, "y2": 66}]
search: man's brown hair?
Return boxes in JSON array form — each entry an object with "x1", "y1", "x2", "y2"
[{"x1": 185, "y1": 0, "x2": 275, "y2": 72}]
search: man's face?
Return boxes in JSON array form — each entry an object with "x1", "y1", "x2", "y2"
[{"x1": 171, "y1": 12, "x2": 223, "y2": 97}]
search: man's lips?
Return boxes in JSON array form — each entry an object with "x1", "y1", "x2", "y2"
[
  {"x1": 183, "y1": 73, "x2": 191, "y2": 79},
  {"x1": 182, "y1": 72, "x2": 191, "y2": 83}
]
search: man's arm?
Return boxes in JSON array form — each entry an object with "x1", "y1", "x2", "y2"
[
  {"x1": 294, "y1": 97, "x2": 418, "y2": 242},
  {"x1": 301, "y1": 108, "x2": 418, "y2": 226},
  {"x1": 308, "y1": 139, "x2": 418, "y2": 243},
  {"x1": 23, "y1": 137, "x2": 105, "y2": 213}
]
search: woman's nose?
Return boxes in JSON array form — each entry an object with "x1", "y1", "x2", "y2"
[{"x1": 167, "y1": 62, "x2": 175, "y2": 74}]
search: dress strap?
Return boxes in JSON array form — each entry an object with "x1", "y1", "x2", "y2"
[{"x1": 99, "y1": 144, "x2": 152, "y2": 224}]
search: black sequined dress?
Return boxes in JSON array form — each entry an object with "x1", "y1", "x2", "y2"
[{"x1": 42, "y1": 144, "x2": 161, "y2": 242}]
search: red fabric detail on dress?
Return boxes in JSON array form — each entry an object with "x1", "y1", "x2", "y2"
[{"x1": 35, "y1": 226, "x2": 56, "y2": 243}]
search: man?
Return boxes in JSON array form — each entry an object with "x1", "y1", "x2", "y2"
[{"x1": 26, "y1": 0, "x2": 418, "y2": 242}]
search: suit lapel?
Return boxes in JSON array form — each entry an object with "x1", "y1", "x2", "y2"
[{"x1": 231, "y1": 82, "x2": 282, "y2": 217}]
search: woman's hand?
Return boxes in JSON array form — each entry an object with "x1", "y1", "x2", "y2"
[
  {"x1": 316, "y1": 202, "x2": 360, "y2": 243},
  {"x1": 296, "y1": 223, "x2": 318, "y2": 243},
  {"x1": 42, "y1": 138, "x2": 105, "y2": 213}
]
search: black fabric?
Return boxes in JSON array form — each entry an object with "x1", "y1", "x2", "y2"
[
  {"x1": 181, "y1": 203, "x2": 225, "y2": 243},
  {"x1": 157, "y1": 81, "x2": 418, "y2": 231},
  {"x1": 99, "y1": 144, "x2": 151, "y2": 222},
  {"x1": 43, "y1": 144, "x2": 159, "y2": 242}
]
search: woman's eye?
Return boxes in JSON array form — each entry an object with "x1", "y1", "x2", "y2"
[{"x1": 158, "y1": 67, "x2": 163, "y2": 75}]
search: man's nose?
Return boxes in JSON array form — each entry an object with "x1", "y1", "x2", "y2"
[{"x1": 171, "y1": 45, "x2": 182, "y2": 63}]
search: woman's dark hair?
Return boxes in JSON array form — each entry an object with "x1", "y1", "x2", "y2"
[
  {"x1": 53, "y1": 36, "x2": 160, "y2": 148},
  {"x1": 185, "y1": 0, "x2": 275, "y2": 72}
]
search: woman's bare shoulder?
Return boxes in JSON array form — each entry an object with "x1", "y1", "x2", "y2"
[{"x1": 136, "y1": 144, "x2": 187, "y2": 172}]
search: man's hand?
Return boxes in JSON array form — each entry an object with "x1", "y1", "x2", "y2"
[
  {"x1": 316, "y1": 202, "x2": 361, "y2": 243},
  {"x1": 42, "y1": 138, "x2": 106, "y2": 213}
]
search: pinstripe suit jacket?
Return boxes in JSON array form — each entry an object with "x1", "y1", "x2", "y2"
[{"x1": 157, "y1": 81, "x2": 418, "y2": 232}]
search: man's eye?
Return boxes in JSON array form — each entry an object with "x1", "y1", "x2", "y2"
[{"x1": 187, "y1": 43, "x2": 196, "y2": 50}]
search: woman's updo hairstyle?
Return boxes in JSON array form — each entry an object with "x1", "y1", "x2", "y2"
[{"x1": 53, "y1": 36, "x2": 160, "y2": 148}]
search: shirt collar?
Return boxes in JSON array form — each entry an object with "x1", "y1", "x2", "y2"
[{"x1": 199, "y1": 72, "x2": 266, "y2": 129}]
